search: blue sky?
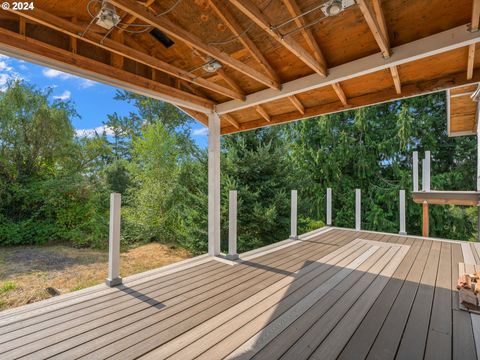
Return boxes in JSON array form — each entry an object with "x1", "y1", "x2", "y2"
[{"x1": 0, "y1": 53, "x2": 209, "y2": 147}]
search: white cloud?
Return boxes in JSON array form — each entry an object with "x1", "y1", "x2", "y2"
[
  {"x1": 53, "y1": 90, "x2": 71, "y2": 101},
  {"x1": 42, "y1": 68, "x2": 73, "y2": 80},
  {"x1": 192, "y1": 127, "x2": 209, "y2": 136},
  {"x1": 18, "y1": 64, "x2": 28, "y2": 71},
  {"x1": 42, "y1": 68, "x2": 97, "y2": 89},
  {"x1": 0, "y1": 61, "x2": 12, "y2": 72},
  {"x1": 75, "y1": 125, "x2": 115, "y2": 138}
]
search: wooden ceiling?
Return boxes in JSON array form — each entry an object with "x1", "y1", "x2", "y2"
[
  {"x1": 1, "y1": 0, "x2": 480, "y2": 134},
  {"x1": 448, "y1": 84, "x2": 478, "y2": 136}
]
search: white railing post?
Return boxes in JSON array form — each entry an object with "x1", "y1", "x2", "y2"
[
  {"x1": 106, "y1": 193, "x2": 122, "y2": 287},
  {"x1": 399, "y1": 189, "x2": 407, "y2": 235},
  {"x1": 290, "y1": 190, "x2": 298, "y2": 239},
  {"x1": 326, "y1": 188, "x2": 332, "y2": 226},
  {"x1": 413, "y1": 151, "x2": 419, "y2": 192},
  {"x1": 422, "y1": 158, "x2": 426, "y2": 191},
  {"x1": 425, "y1": 150, "x2": 431, "y2": 192},
  {"x1": 355, "y1": 189, "x2": 361, "y2": 231},
  {"x1": 227, "y1": 190, "x2": 238, "y2": 260}
]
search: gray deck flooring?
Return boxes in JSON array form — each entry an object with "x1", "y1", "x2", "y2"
[{"x1": 0, "y1": 228, "x2": 477, "y2": 359}]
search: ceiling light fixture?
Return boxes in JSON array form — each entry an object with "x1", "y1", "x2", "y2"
[
  {"x1": 202, "y1": 59, "x2": 222, "y2": 73},
  {"x1": 321, "y1": 0, "x2": 355, "y2": 17}
]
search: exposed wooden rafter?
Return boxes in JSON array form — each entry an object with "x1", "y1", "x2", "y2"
[
  {"x1": 108, "y1": 0, "x2": 281, "y2": 90},
  {"x1": 116, "y1": 0, "x2": 156, "y2": 34},
  {"x1": 222, "y1": 113, "x2": 240, "y2": 129},
  {"x1": 208, "y1": 0, "x2": 280, "y2": 84},
  {"x1": 110, "y1": 31, "x2": 124, "y2": 69},
  {"x1": 282, "y1": 0, "x2": 327, "y2": 69},
  {"x1": 217, "y1": 24, "x2": 480, "y2": 114},
  {"x1": 390, "y1": 65, "x2": 401, "y2": 94},
  {"x1": 229, "y1": 0, "x2": 327, "y2": 77},
  {"x1": 357, "y1": 0, "x2": 391, "y2": 58},
  {"x1": 9, "y1": 7, "x2": 244, "y2": 101},
  {"x1": 254, "y1": 105, "x2": 271, "y2": 122},
  {"x1": 468, "y1": 0, "x2": 480, "y2": 79},
  {"x1": 289, "y1": 95, "x2": 305, "y2": 115},
  {"x1": 331, "y1": 82, "x2": 348, "y2": 106},
  {"x1": 0, "y1": 27, "x2": 215, "y2": 112}
]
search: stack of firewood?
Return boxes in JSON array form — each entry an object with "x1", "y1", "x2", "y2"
[{"x1": 457, "y1": 272, "x2": 480, "y2": 309}]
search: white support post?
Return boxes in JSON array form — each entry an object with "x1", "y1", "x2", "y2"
[
  {"x1": 413, "y1": 151, "x2": 419, "y2": 192},
  {"x1": 399, "y1": 189, "x2": 407, "y2": 235},
  {"x1": 425, "y1": 151, "x2": 431, "y2": 192},
  {"x1": 227, "y1": 190, "x2": 238, "y2": 260},
  {"x1": 290, "y1": 190, "x2": 298, "y2": 239},
  {"x1": 422, "y1": 158, "x2": 426, "y2": 191},
  {"x1": 355, "y1": 189, "x2": 361, "y2": 231},
  {"x1": 208, "y1": 112, "x2": 221, "y2": 256},
  {"x1": 106, "y1": 193, "x2": 122, "y2": 287},
  {"x1": 326, "y1": 188, "x2": 332, "y2": 226}
]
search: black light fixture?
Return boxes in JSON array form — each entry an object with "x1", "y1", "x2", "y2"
[{"x1": 150, "y1": 28, "x2": 175, "y2": 48}]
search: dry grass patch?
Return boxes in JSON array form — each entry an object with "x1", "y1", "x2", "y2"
[{"x1": 0, "y1": 243, "x2": 191, "y2": 310}]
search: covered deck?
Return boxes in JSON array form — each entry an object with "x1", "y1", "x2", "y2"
[{"x1": 0, "y1": 227, "x2": 478, "y2": 359}]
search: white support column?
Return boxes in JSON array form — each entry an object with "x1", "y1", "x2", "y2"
[
  {"x1": 326, "y1": 188, "x2": 332, "y2": 226},
  {"x1": 422, "y1": 158, "x2": 426, "y2": 191},
  {"x1": 355, "y1": 189, "x2": 361, "y2": 231},
  {"x1": 290, "y1": 190, "x2": 298, "y2": 239},
  {"x1": 399, "y1": 189, "x2": 407, "y2": 235},
  {"x1": 106, "y1": 193, "x2": 122, "y2": 287},
  {"x1": 425, "y1": 151, "x2": 431, "y2": 192},
  {"x1": 413, "y1": 151, "x2": 419, "y2": 192},
  {"x1": 208, "y1": 112, "x2": 221, "y2": 256},
  {"x1": 227, "y1": 190, "x2": 238, "y2": 260}
]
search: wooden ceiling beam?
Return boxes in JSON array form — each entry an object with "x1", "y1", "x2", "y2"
[
  {"x1": 177, "y1": 106, "x2": 208, "y2": 126},
  {"x1": 216, "y1": 24, "x2": 480, "y2": 114},
  {"x1": 208, "y1": 0, "x2": 280, "y2": 84},
  {"x1": 389, "y1": 65, "x2": 401, "y2": 94},
  {"x1": 229, "y1": 0, "x2": 327, "y2": 77},
  {"x1": 331, "y1": 82, "x2": 348, "y2": 106},
  {"x1": 289, "y1": 95, "x2": 305, "y2": 115},
  {"x1": 0, "y1": 27, "x2": 215, "y2": 112},
  {"x1": 468, "y1": 1, "x2": 480, "y2": 79},
  {"x1": 222, "y1": 70, "x2": 480, "y2": 134},
  {"x1": 357, "y1": 0, "x2": 391, "y2": 58},
  {"x1": 222, "y1": 114, "x2": 240, "y2": 129},
  {"x1": 108, "y1": 0, "x2": 280, "y2": 90},
  {"x1": 254, "y1": 105, "x2": 271, "y2": 122},
  {"x1": 472, "y1": 0, "x2": 480, "y2": 32},
  {"x1": 9, "y1": 7, "x2": 244, "y2": 101},
  {"x1": 116, "y1": 0, "x2": 156, "y2": 34},
  {"x1": 282, "y1": 0, "x2": 327, "y2": 69}
]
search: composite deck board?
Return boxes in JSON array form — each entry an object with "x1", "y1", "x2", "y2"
[
  {"x1": 0, "y1": 228, "x2": 476, "y2": 360},
  {"x1": 3, "y1": 241, "x2": 335, "y2": 359},
  {"x1": 19, "y1": 234, "x2": 344, "y2": 359}
]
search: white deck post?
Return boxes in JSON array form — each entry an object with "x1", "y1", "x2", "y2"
[
  {"x1": 399, "y1": 189, "x2": 407, "y2": 235},
  {"x1": 425, "y1": 151, "x2": 431, "y2": 192},
  {"x1": 422, "y1": 158, "x2": 426, "y2": 191},
  {"x1": 413, "y1": 151, "x2": 419, "y2": 192},
  {"x1": 290, "y1": 190, "x2": 298, "y2": 239},
  {"x1": 106, "y1": 193, "x2": 122, "y2": 287},
  {"x1": 227, "y1": 190, "x2": 238, "y2": 260},
  {"x1": 208, "y1": 112, "x2": 221, "y2": 256},
  {"x1": 326, "y1": 188, "x2": 332, "y2": 226},
  {"x1": 355, "y1": 189, "x2": 361, "y2": 231}
]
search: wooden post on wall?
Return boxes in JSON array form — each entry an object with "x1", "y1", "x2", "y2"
[
  {"x1": 106, "y1": 193, "x2": 122, "y2": 287},
  {"x1": 422, "y1": 201, "x2": 429, "y2": 237}
]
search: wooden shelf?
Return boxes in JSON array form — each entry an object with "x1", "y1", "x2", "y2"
[{"x1": 412, "y1": 191, "x2": 480, "y2": 206}]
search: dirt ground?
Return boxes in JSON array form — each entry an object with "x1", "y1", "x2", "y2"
[{"x1": 0, "y1": 243, "x2": 191, "y2": 311}]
